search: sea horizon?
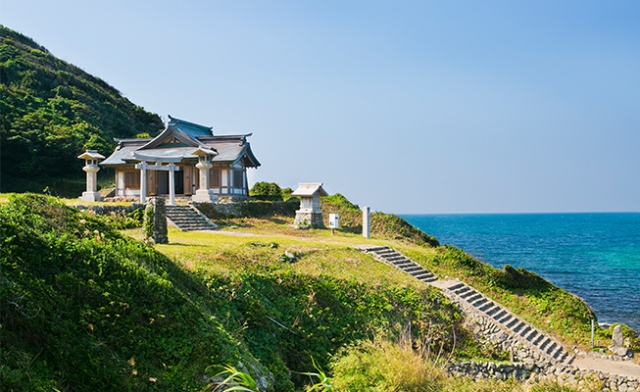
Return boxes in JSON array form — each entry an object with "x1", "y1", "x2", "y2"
[{"x1": 401, "y1": 212, "x2": 640, "y2": 331}]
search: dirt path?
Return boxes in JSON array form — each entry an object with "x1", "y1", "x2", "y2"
[{"x1": 573, "y1": 356, "x2": 640, "y2": 378}]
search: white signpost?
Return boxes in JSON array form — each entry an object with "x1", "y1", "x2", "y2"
[{"x1": 329, "y1": 213, "x2": 339, "y2": 234}]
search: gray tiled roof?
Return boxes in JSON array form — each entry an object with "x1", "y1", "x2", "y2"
[{"x1": 100, "y1": 117, "x2": 260, "y2": 168}]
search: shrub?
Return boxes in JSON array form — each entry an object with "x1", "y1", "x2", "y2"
[
  {"x1": 249, "y1": 182, "x2": 294, "y2": 201},
  {"x1": 331, "y1": 333, "x2": 446, "y2": 391}
]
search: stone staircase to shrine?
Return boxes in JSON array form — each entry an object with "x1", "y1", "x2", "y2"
[
  {"x1": 355, "y1": 245, "x2": 574, "y2": 366},
  {"x1": 166, "y1": 205, "x2": 217, "y2": 231}
]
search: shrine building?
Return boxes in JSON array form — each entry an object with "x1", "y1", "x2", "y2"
[{"x1": 100, "y1": 116, "x2": 260, "y2": 204}]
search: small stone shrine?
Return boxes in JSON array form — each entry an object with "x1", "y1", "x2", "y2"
[
  {"x1": 292, "y1": 182, "x2": 328, "y2": 228},
  {"x1": 78, "y1": 150, "x2": 105, "y2": 202}
]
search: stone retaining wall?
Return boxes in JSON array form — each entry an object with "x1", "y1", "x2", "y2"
[
  {"x1": 462, "y1": 306, "x2": 551, "y2": 363},
  {"x1": 448, "y1": 361, "x2": 640, "y2": 391},
  {"x1": 73, "y1": 204, "x2": 143, "y2": 216}
]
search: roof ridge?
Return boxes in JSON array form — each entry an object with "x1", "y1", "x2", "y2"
[{"x1": 167, "y1": 115, "x2": 213, "y2": 131}]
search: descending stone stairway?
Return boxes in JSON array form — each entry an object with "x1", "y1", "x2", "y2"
[
  {"x1": 442, "y1": 281, "x2": 574, "y2": 365},
  {"x1": 355, "y1": 245, "x2": 574, "y2": 366},
  {"x1": 358, "y1": 245, "x2": 438, "y2": 283},
  {"x1": 165, "y1": 205, "x2": 217, "y2": 231}
]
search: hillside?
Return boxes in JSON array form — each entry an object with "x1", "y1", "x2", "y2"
[
  {"x1": 0, "y1": 194, "x2": 466, "y2": 391},
  {"x1": 0, "y1": 25, "x2": 163, "y2": 195},
  {"x1": 3, "y1": 193, "x2": 638, "y2": 391}
]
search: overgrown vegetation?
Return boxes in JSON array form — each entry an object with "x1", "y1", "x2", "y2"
[
  {"x1": 249, "y1": 182, "x2": 294, "y2": 201},
  {"x1": 1, "y1": 194, "x2": 466, "y2": 391},
  {"x1": 0, "y1": 25, "x2": 164, "y2": 196}
]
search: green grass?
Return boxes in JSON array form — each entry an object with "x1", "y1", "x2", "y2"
[
  {"x1": 140, "y1": 212, "x2": 612, "y2": 352},
  {"x1": 127, "y1": 227, "x2": 419, "y2": 288},
  {"x1": 3, "y1": 193, "x2": 630, "y2": 391}
]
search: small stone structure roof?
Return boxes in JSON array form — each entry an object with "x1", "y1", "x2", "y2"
[
  {"x1": 78, "y1": 150, "x2": 105, "y2": 160},
  {"x1": 100, "y1": 116, "x2": 260, "y2": 167},
  {"x1": 292, "y1": 183, "x2": 328, "y2": 197}
]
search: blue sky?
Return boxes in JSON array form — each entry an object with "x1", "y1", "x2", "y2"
[{"x1": 2, "y1": 1, "x2": 639, "y2": 213}]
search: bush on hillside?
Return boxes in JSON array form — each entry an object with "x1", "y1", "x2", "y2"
[
  {"x1": 0, "y1": 194, "x2": 248, "y2": 390},
  {"x1": 320, "y1": 193, "x2": 440, "y2": 247},
  {"x1": 249, "y1": 182, "x2": 294, "y2": 201}
]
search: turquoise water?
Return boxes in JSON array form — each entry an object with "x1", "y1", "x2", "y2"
[{"x1": 401, "y1": 213, "x2": 640, "y2": 330}]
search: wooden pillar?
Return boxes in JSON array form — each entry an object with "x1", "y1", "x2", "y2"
[{"x1": 139, "y1": 161, "x2": 148, "y2": 203}]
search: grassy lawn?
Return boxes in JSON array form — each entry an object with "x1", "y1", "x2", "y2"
[
  {"x1": 122, "y1": 225, "x2": 427, "y2": 290},
  {"x1": 122, "y1": 214, "x2": 609, "y2": 352}
]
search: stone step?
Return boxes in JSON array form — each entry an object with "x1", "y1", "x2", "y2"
[
  {"x1": 505, "y1": 318, "x2": 519, "y2": 329},
  {"x1": 166, "y1": 205, "x2": 216, "y2": 231},
  {"x1": 532, "y1": 334, "x2": 545, "y2": 346},
  {"x1": 452, "y1": 284, "x2": 470, "y2": 292},
  {"x1": 492, "y1": 309, "x2": 507, "y2": 321},
  {"x1": 479, "y1": 302, "x2": 495, "y2": 313},
  {"x1": 512, "y1": 321, "x2": 525, "y2": 333},
  {"x1": 471, "y1": 298, "x2": 488, "y2": 308},
  {"x1": 365, "y1": 246, "x2": 388, "y2": 252},
  {"x1": 498, "y1": 314, "x2": 513, "y2": 324},
  {"x1": 538, "y1": 339, "x2": 551, "y2": 351},
  {"x1": 465, "y1": 293, "x2": 483, "y2": 303},
  {"x1": 525, "y1": 330, "x2": 538, "y2": 342},
  {"x1": 518, "y1": 325, "x2": 531, "y2": 337},
  {"x1": 485, "y1": 306, "x2": 500, "y2": 316}
]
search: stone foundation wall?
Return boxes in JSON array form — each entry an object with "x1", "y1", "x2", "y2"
[
  {"x1": 73, "y1": 204, "x2": 143, "y2": 216},
  {"x1": 447, "y1": 361, "x2": 640, "y2": 391},
  {"x1": 293, "y1": 211, "x2": 324, "y2": 228}
]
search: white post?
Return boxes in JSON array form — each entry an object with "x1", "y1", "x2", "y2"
[
  {"x1": 168, "y1": 162, "x2": 176, "y2": 206},
  {"x1": 139, "y1": 161, "x2": 147, "y2": 204},
  {"x1": 362, "y1": 206, "x2": 370, "y2": 238}
]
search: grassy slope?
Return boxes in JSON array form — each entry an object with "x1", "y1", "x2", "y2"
[
  {"x1": 1, "y1": 194, "x2": 465, "y2": 391},
  {"x1": 157, "y1": 209, "x2": 600, "y2": 351}
]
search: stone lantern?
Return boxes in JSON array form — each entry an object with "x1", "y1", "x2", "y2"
[
  {"x1": 191, "y1": 146, "x2": 218, "y2": 203},
  {"x1": 292, "y1": 182, "x2": 328, "y2": 228},
  {"x1": 78, "y1": 150, "x2": 105, "y2": 202}
]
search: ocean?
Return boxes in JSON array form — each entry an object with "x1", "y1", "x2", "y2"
[{"x1": 401, "y1": 213, "x2": 640, "y2": 331}]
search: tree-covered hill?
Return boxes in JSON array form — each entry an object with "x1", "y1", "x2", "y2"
[{"x1": 0, "y1": 25, "x2": 163, "y2": 195}]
